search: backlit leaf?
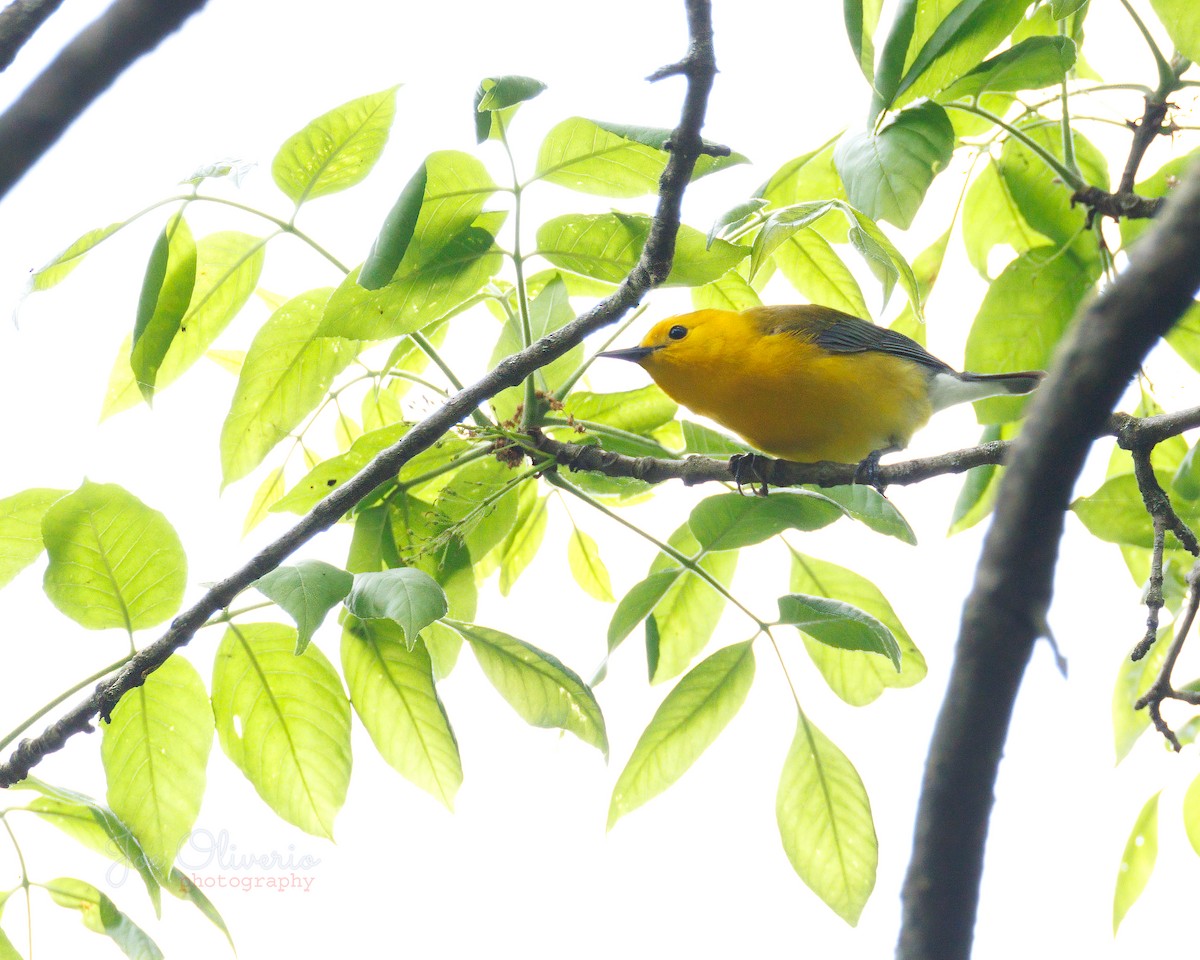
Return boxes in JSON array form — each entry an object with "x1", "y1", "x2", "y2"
[
  {"x1": 1113, "y1": 792, "x2": 1160, "y2": 933},
  {"x1": 42, "y1": 482, "x2": 185, "y2": 631},
  {"x1": 777, "y1": 712, "x2": 877, "y2": 924},
  {"x1": 272, "y1": 86, "x2": 399, "y2": 205},
  {"x1": 102, "y1": 656, "x2": 213, "y2": 879},
  {"x1": 212, "y1": 623, "x2": 351, "y2": 838},
  {"x1": 608, "y1": 641, "x2": 755, "y2": 828},
  {"x1": 0, "y1": 487, "x2": 66, "y2": 589}
]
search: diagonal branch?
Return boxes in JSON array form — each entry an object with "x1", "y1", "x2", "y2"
[
  {"x1": 897, "y1": 161, "x2": 1200, "y2": 960},
  {"x1": 0, "y1": 0, "x2": 65, "y2": 71},
  {"x1": 0, "y1": 0, "x2": 210, "y2": 200},
  {"x1": 0, "y1": 0, "x2": 721, "y2": 789}
]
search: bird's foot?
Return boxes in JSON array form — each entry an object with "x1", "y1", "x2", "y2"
[
  {"x1": 853, "y1": 449, "x2": 888, "y2": 494},
  {"x1": 730, "y1": 453, "x2": 772, "y2": 497}
]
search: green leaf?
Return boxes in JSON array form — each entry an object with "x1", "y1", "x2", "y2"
[
  {"x1": 131, "y1": 214, "x2": 196, "y2": 402},
  {"x1": 432, "y1": 457, "x2": 521, "y2": 562},
  {"x1": 777, "y1": 713, "x2": 877, "y2": 925},
  {"x1": 27, "y1": 222, "x2": 124, "y2": 292},
  {"x1": 46, "y1": 877, "x2": 164, "y2": 959},
  {"x1": 498, "y1": 487, "x2": 549, "y2": 596},
  {"x1": 563, "y1": 385, "x2": 677, "y2": 435},
  {"x1": 355, "y1": 149, "x2": 498, "y2": 292},
  {"x1": 940, "y1": 35, "x2": 1076, "y2": 100},
  {"x1": 534, "y1": 117, "x2": 745, "y2": 197},
  {"x1": 489, "y1": 274, "x2": 580, "y2": 419},
  {"x1": 607, "y1": 569, "x2": 682, "y2": 652},
  {"x1": 772, "y1": 228, "x2": 869, "y2": 317},
  {"x1": 341, "y1": 616, "x2": 461, "y2": 808},
  {"x1": 692, "y1": 270, "x2": 763, "y2": 313},
  {"x1": 1113, "y1": 792, "x2": 1160, "y2": 934},
  {"x1": 1150, "y1": 0, "x2": 1200, "y2": 61},
  {"x1": 965, "y1": 247, "x2": 1093, "y2": 423},
  {"x1": 212, "y1": 623, "x2": 352, "y2": 838},
  {"x1": 1071, "y1": 471, "x2": 1173, "y2": 549},
  {"x1": 608, "y1": 641, "x2": 755, "y2": 829},
  {"x1": 272, "y1": 86, "x2": 399, "y2": 206},
  {"x1": 757, "y1": 138, "x2": 850, "y2": 243},
  {"x1": 320, "y1": 224, "x2": 501, "y2": 340},
  {"x1": 0, "y1": 487, "x2": 66, "y2": 589},
  {"x1": 272, "y1": 423, "x2": 408, "y2": 515},
  {"x1": 568, "y1": 527, "x2": 614, "y2": 602},
  {"x1": 450, "y1": 620, "x2": 608, "y2": 756},
  {"x1": 1173, "y1": 439, "x2": 1200, "y2": 500},
  {"x1": 1183, "y1": 771, "x2": 1200, "y2": 856},
  {"x1": 789, "y1": 551, "x2": 924, "y2": 705},
  {"x1": 1166, "y1": 302, "x2": 1200, "y2": 375},
  {"x1": 997, "y1": 117, "x2": 1108, "y2": 259},
  {"x1": 254, "y1": 560, "x2": 353, "y2": 654},
  {"x1": 344, "y1": 568, "x2": 449, "y2": 646},
  {"x1": 42, "y1": 482, "x2": 186, "y2": 631},
  {"x1": 679, "y1": 420, "x2": 752, "y2": 456},
  {"x1": 219, "y1": 288, "x2": 355, "y2": 484},
  {"x1": 962, "y1": 157, "x2": 1050, "y2": 279},
  {"x1": 22, "y1": 779, "x2": 161, "y2": 913},
  {"x1": 166, "y1": 871, "x2": 233, "y2": 948},
  {"x1": 776, "y1": 594, "x2": 901, "y2": 669},
  {"x1": 949, "y1": 424, "x2": 1007, "y2": 533},
  {"x1": 358, "y1": 162, "x2": 427, "y2": 290},
  {"x1": 474, "y1": 75, "x2": 546, "y2": 142},
  {"x1": 536, "y1": 213, "x2": 747, "y2": 287},
  {"x1": 893, "y1": 0, "x2": 1032, "y2": 107},
  {"x1": 707, "y1": 197, "x2": 768, "y2": 247},
  {"x1": 751, "y1": 200, "x2": 920, "y2": 312},
  {"x1": 243, "y1": 465, "x2": 286, "y2": 536},
  {"x1": 844, "y1": 0, "x2": 885, "y2": 82},
  {"x1": 646, "y1": 527, "x2": 739, "y2": 683},
  {"x1": 817, "y1": 484, "x2": 917, "y2": 544},
  {"x1": 688, "y1": 492, "x2": 843, "y2": 552},
  {"x1": 1051, "y1": 0, "x2": 1090, "y2": 16},
  {"x1": 869, "y1": 0, "x2": 919, "y2": 120},
  {"x1": 102, "y1": 656, "x2": 213, "y2": 879},
  {"x1": 1112, "y1": 625, "x2": 1171, "y2": 762},
  {"x1": 103, "y1": 232, "x2": 267, "y2": 417},
  {"x1": 834, "y1": 101, "x2": 954, "y2": 230}
]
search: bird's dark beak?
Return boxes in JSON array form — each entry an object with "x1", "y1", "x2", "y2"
[{"x1": 597, "y1": 345, "x2": 657, "y2": 363}]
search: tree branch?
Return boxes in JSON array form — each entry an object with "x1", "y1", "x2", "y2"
[
  {"x1": 0, "y1": 0, "x2": 65, "y2": 71},
  {"x1": 528, "y1": 405, "x2": 1200, "y2": 492},
  {"x1": 0, "y1": 0, "x2": 210, "y2": 201},
  {"x1": 0, "y1": 0, "x2": 721, "y2": 789},
  {"x1": 897, "y1": 160, "x2": 1200, "y2": 960}
]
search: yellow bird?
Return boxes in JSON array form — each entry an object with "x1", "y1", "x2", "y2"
[{"x1": 599, "y1": 305, "x2": 1042, "y2": 474}]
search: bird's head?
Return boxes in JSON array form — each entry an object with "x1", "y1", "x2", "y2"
[{"x1": 597, "y1": 310, "x2": 738, "y2": 371}]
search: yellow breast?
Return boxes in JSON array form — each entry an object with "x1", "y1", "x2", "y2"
[{"x1": 642, "y1": 319, "x2": 933, "y2": 463}]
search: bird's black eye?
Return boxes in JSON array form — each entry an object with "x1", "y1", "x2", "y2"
[{"x1": 668, "y1": 324, "x2": 688, "y2": 341}]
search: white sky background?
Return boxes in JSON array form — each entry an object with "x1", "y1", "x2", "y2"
[{"x1": 0, "y1": 1, "x2": 1197, "y2": 958}]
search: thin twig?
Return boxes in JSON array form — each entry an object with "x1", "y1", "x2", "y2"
[{"x1": 0, "y1": 0, "x2": 722, "y2": 789}]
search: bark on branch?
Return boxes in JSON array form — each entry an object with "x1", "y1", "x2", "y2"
[
  {"x1": 0, "y1": 0, "x2": 210, "y2": 200},
  {"x1": 897, "y1": 160, "x2": 1200, "y2": 960}
]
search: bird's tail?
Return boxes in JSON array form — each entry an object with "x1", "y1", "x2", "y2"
[{"x1": 928, "y1": 370, "x2": 1044, "y2": 412}]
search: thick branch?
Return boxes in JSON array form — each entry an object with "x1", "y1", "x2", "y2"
[
  {"x1": 0, "y1": 0, "x2": 209, "y2": 200},
  {"x1": 0, "y1": 0, "x2": 65, "y2": 71},
  {"x1": 0, "y1": 0, "x2": 720, "y2": 789},
  {"x1": 898, "y1": 161, "x2": 1200, "y2": 960}
]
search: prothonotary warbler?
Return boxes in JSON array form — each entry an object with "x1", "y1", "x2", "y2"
[{"x1": 598, "y1": 305, "x2": 1043, "y2": 477}]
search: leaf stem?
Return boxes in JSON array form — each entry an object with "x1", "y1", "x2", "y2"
[
  {"x1": 496, "y1": 116, "x2": 540, "y2": 428},
  {"x1": 942, "y1": 102, "x2": 1088, "y2": 190},
  {"x1": 0, "y1": 656, "x2": 134, "y2": 753},
  {"x1": 545, "y1": 471, "x2": 768, "y2": 630},
  {"x1": 1057, "y1": 20, "x2": 1081, "y2": 182}
]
